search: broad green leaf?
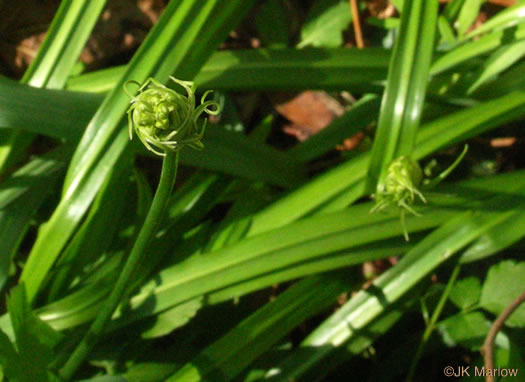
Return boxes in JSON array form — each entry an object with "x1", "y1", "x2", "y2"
[
  {"x1": 0, "y1": 77, "x2": 102, "y2": 143},
  {"x1": 437, "y1": 311, "x2": 490, "y2": 349},
  {"x1": 298, "y1": 0, "x2": 352, "y2": 48},
  {"x1": 479, "y1": 260, "x2": 525, "y2": 327},
  {"x1": 449, "y1": 277, "x2": 481, "y2": 310}
]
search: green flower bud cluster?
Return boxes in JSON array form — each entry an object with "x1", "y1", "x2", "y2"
[
  {"x1": 381, "y1": 156, "x2": 426, "y2": 214},
  {"x1": 371, "y1": 156, "x2": 427, "y2": 241},
  {"x1": 370, "y1": 146, "x2": 467, "y2": 241},
  {"x1": 125, "y1": 76, "x2": 219, "y2": 156}
]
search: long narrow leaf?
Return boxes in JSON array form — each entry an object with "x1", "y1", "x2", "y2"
[
  {"x1": 0, "y1": 0, "x2": 107, "y2": 173},
  {"x1": 269, "y1": 208, "x2": 516, "y2": 380},
  {"x1": 66, "y1": 48, "x2": 390, "y2": 94},
  {"x1": 0, "y1": 147, "x2": 69, "y2": 291},
  {"x1": 0, "y1": 77, "x2": 304, "y2": 187},
  {"x1": 247, "y1": 90, "x2": 525, "y2": 234},
  {"x1": 19, "y1": 0, "x2": 256, "y2": 304},
  {"x1": 168, "y1": 272, "x2": 355, "y2": 381},
  {"x1": 367, "y1": 0, "x2": 438, "y2": 190}
]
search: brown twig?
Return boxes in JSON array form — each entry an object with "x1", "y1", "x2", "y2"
[
  {"x1": 487, "y1": 0, "x2": 517, "y2": 6},
  {"x1": 350, "y1": 0, "x2": 364, "y2": 49},
  {"x1": 440, "y1": 0, "x2": 517, "y2": 6},
  {"x1": 481, "y1": 291, "x2": 525, "y2": 382}
]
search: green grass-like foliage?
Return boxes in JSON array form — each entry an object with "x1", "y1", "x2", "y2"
[{"x1": 0, "y1": 0, "x2": 524, "y2": 381}]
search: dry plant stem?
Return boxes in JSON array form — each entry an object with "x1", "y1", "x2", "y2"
[
  {"x1": 350, "y1": 0, "x2": 364, "y2": 48},
  {"x1": 486, "y1": 0, "x2": 517, "y2": 6},
  {"x1": 59, "y1": 150, "x2": 179, "y2": 380},
  {"x1": 481, "y1": 290, "x2": 525, "y2": 382},
  {"x1": 439, "y1": 0, "x2": 516, "y2": 5}
]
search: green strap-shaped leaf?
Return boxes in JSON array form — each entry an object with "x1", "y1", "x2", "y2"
[
  {"x1": 246, "y1": 90, "x2": 525, "y2": 235},
  {"x1": 0, "y1": 0, "x2": 107, "y2": 173},
  {"x1": 367, "y1": 0, "x2": 438, "y2": 191},
  {"x1": 431, "y1": 22, "x2": 525, "y2": 75},
  {"x1": 0, "y1": 77, "x2": 305, "y2": 187},
  {"x1": 6, "y1": 285, "x2": 64, "y2": 381},
  {"x1": 66, "y1": 48, "x2": 389, "y2": 93},
  {"x1": 0, "y1": 146, "x2": 70, "y2": 291},
  {"x1": 19, "y1": 0, "x2": 256, "y2": 304},
  {"x1": 456, "y1": 0, "x2": 484, "y2": 38},
  {"x1": 0, "y1": 171, "x2": 523, "y2": 336},
  {"x1": 168, "y1": 272, "x2": 356, "y2": 381},
  {"x1": 270, "y1": 207, "x2": 518, "y2": 380},
  {"x1": 465, "y1": 1, "x2": 525, "y2": 39}
]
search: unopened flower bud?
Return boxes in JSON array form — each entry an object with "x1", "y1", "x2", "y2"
[{"x1": 125, "y1": 76, "x2": 220, "y2": 156}]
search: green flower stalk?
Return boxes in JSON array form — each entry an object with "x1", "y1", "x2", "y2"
[{"x1": 59, "y1": 77, "x2": 219, "y2": 380}]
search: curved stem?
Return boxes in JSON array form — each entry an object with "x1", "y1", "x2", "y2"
[
  {"x1": 482, "y1": 290, "x2": 525, "y2": 382},
  {"x1": 59, "y1": 150, "x2": 179, "y2": 380}
]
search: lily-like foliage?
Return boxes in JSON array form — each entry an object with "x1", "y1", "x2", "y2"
[
  {"x1": 125, "y1": 76, "x2": 220, "y2": 156},
  {"x1": 371, "y1": 146, "x2": 468, "y2": 241}
]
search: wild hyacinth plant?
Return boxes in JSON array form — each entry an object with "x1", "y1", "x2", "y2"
[
  {"x1": 59, "y1": 78, "x2": 219, "y2": 380},
  {"x1": 1, "y1": 1, "x2": 525, "y2": 380}
]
